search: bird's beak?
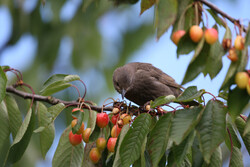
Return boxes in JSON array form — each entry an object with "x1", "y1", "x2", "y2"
[{"x1": 121, "y1": 89, "x2": 126, "y2": 100}]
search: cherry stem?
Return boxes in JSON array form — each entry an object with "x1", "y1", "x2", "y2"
[
  {"x1": 240, "y1": 114, "x2": 246, "y2": 121},
  {"x1": 78, "y1": 79, "x2": 87, "y2": 99},
  {"x1": 65, "y1": 103, "x2": 78, "y2": 108},
  {"x1": 101, "y1": 97, "x2": 116, "y2": 113},
  {"x1": 164, "y1": 104, "x2": 176, "y2": 110},
  {"x1": 4, "y1": 68, "x2": 21, "y2": 83},
  {"x1": 199, "y1": 3, "x2": 209, "y2": 27},
  {"x1": 195, "y1": 2, "x2": 199, "y2": 25},
  {"x1": 204, "y1": 91, "x2": 217, "y2": 100},
  {"x1": 11, "y1": 68, "x2": 23, "y2": 80},
  {"x1": 71, "y1": 85, "x2": 81, "y2": 100}
]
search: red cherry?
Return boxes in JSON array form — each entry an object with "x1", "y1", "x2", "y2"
[
  {"x1": 111, "y1": 114, "x2": 119, "y2": 125},
  {"x1": 227, "y1": 48, "x2": 238, "y2": 62},
  {"x1": 204, "y1": 28, "x2": 218, "y2": 44},
  {"x1": 120, "y1": 114, "x2": 131, "y2": 125},
  {"x1": 96, "y1": 137, "x2": 107, "y2": 151},
  {"x1": 96, "y1": 113, "x2": 109, "y2": 128},
  {"x1": 171, "y1": 30, "x2": 186, "y2": 45},
  {"x1": 107, "y1": 137, "x2": 117, "y2": 152},
  {"x1": 189, "y1": 25, "x2": 203, "y2": 43},
  {"x1": 82, "y1": 128, "x2": 91, "y2": 143},
  {"x1": 235, "y1": 72, "x2": 249, "y2": 89},
  {"x1": 89, "y1": 148, "x2": 101, "y2": 164},
  {"x1": 111, "y1": 124, "x2": 122, "y2": 138},
  {"x1": 234, "y1": 35, "x2": 245, "y2": 50},
  {"x1": 69, "y1": 131, "x2": 82, "y2": 146}
]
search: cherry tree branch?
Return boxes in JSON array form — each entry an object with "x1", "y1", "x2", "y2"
[
  {"x1": 6, "y1": 86, "x2": 113, "y2": 112},
  {"x1": 198, "y1": 0, "x2": 247, "y2": 32}
]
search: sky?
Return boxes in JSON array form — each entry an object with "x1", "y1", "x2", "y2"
[{"x1": 0, "y1": 0, "x2": 250, "y2": 166}]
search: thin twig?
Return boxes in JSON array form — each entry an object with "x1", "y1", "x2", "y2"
[{"x1": 198, "y1": 0, "x2": 247, "y2": 32}]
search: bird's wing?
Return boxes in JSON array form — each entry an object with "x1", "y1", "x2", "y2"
[{"x1": 135, "y1": 63, "x2": 182, "y2": 89}]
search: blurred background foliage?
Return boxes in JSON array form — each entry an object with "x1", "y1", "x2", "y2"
[
  {"x1": 0, "y1": 0, "x2": 248, "y2": 166},
  {"x1": 0, "y1": 0, "x2": 155, "y2": 166}
]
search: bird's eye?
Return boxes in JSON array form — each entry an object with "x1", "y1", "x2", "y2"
[{"x1": 116, "y1": 82, "x2": 119, "y2": 87}]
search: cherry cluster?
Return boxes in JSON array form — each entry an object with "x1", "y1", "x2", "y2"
[
  {"x1": 171, "y1": 24, "x2": 246, "y2": 63},
  {"x1": 68, "y1": 107, "x2": 132, "y2": 164},
  {"x1": 225, "y1": 35, "x2": 245, "y2": 62},
  {"x1": 172, "y1": 25, "x2": 218, "y2": 46}
]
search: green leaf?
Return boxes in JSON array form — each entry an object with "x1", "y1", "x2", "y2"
[
  {"x1": 196, "y1": 100, "x2": 227, "y2": 163},
  {"x1": 1, "y1": 66, "x2": 10, "y2": 71},
  {"x1": 192, "y1": 136, "x2": 204, "y2": 167},
  {"x1": 168, "y1": 150, "x2": 192, "y2": 167},
  {"x1": 157, "y1": 151, "x2": 167, "y2": 167},
  {"x1": 87, "y1": 110, "x2": 97, "y2": 134},
  {"x1": 37, "y1": 102, "x2": 55, "y2": 159},
  {"x1": 43, "y1": 74, "x2": 80, "y2": 88},
  {"x1": 40, "y1": 74, "x2": 80, "y2": 95},
  {"x1": 206, "y1": 9, "x2": 225, "y2": 27},
  {"x1": 182, "y1": 40, "x2": 211, "y2": 85},
  {"x1": 72, "y1": 110, "x2": 84, "y2": 134},
  {"x1": 0, "y1": 137, "x2": 10, "y2": 167},
  {"x1": 228, "y1": 87, "x2": 250, "y2": 121},
  {"x1": 177, "y1": 31, "x2": 197, "y2": 57},
  {"x1": 52, "y1": 126, "x2": 84, "y2": 167},
  {"x1": 176, "y1": 86, "x2": 205, "y2": 102},
  {"x1": 204, "y1": 146, "x2": 222, "y2": 167},
  {"x1": 155, "y1": 0, "x2": 177, "y2": 39},
  {"x1": 239, "y1": 47, "x2": 248, "y2": 71},
  {"x1": 120, "y1": 113, "x2": 151, "y2": 167},
  {"x1": 225, "y1": 118, "x2": 241, "y2": 150},
  {"x1": 148, "y1": 113, "x2": 172, "y2": 167},
  {"x1": 0, "y1": 67, "x2": 7, "y2": 103},
  {"x1": 6, "y1": 108, "x2": 35, "y2": 164},
  {"x1": 113, "y1": 124, "x2": 130, "y2": 167},
  {"x1": 48, "y1": 103, "x2": 65, "y2": 119},
  {"x1": 150, "y1": 95, "x2": 176, "y2": 108},
  {"x1": 4, "y1": 94, "x2": 22, "y2": 139},
  {"x1": 89, "y1": 125, "x2": 100, "y2": 142},
  {"x1": 245, "y1": 23, "x2": 250, "y2": 47},
  {"x1": 34, "y1": 126, "x2": 45, "y2": 133},
  {"x1": 229, "y1": 146, "x2": 243, "y2": 167},
  {"x1": 235, "y1": 116, "x2": 250, "y2": 155},
  {"x1": 34, "y1": 103, "x2": 64, "y2": 133},
  {"x1": 204, "y1": 40, "x2": 225, "y2": 79},
  {"x1": 172, "y1": 130, "x2": 195, "y2": 165},
  {"x1": 140, "y1": 0, "x2": 155, "y2": 15},
  {"x1": 170, "y1": 106, "x2": 203, "y2": 145},
  {"x1": 132, "y1": 137, "x2": 148, "y2": 167},
  {"x1": 0, "y1": 101, "x2": 10, "y2": 156},
  {"x1": 220, "y1": 60, "x2": 239, "y2": 90},
  {"x1": 223, "y1": 25, "x2": 232, "y2": 39},
  {"x1": 82, "y1": 0, "x2": 94, "y2": 11},
  {"x1": 172, "y1": 0, "x2": 194, "y2": 32},
  {"x1": 244, "y1": 116, "x2": 250, "y2": 136}
]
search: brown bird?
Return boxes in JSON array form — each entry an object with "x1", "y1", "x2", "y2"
[{"x1": 113, "y1": 62, "x2": 186, "y2": 106}]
